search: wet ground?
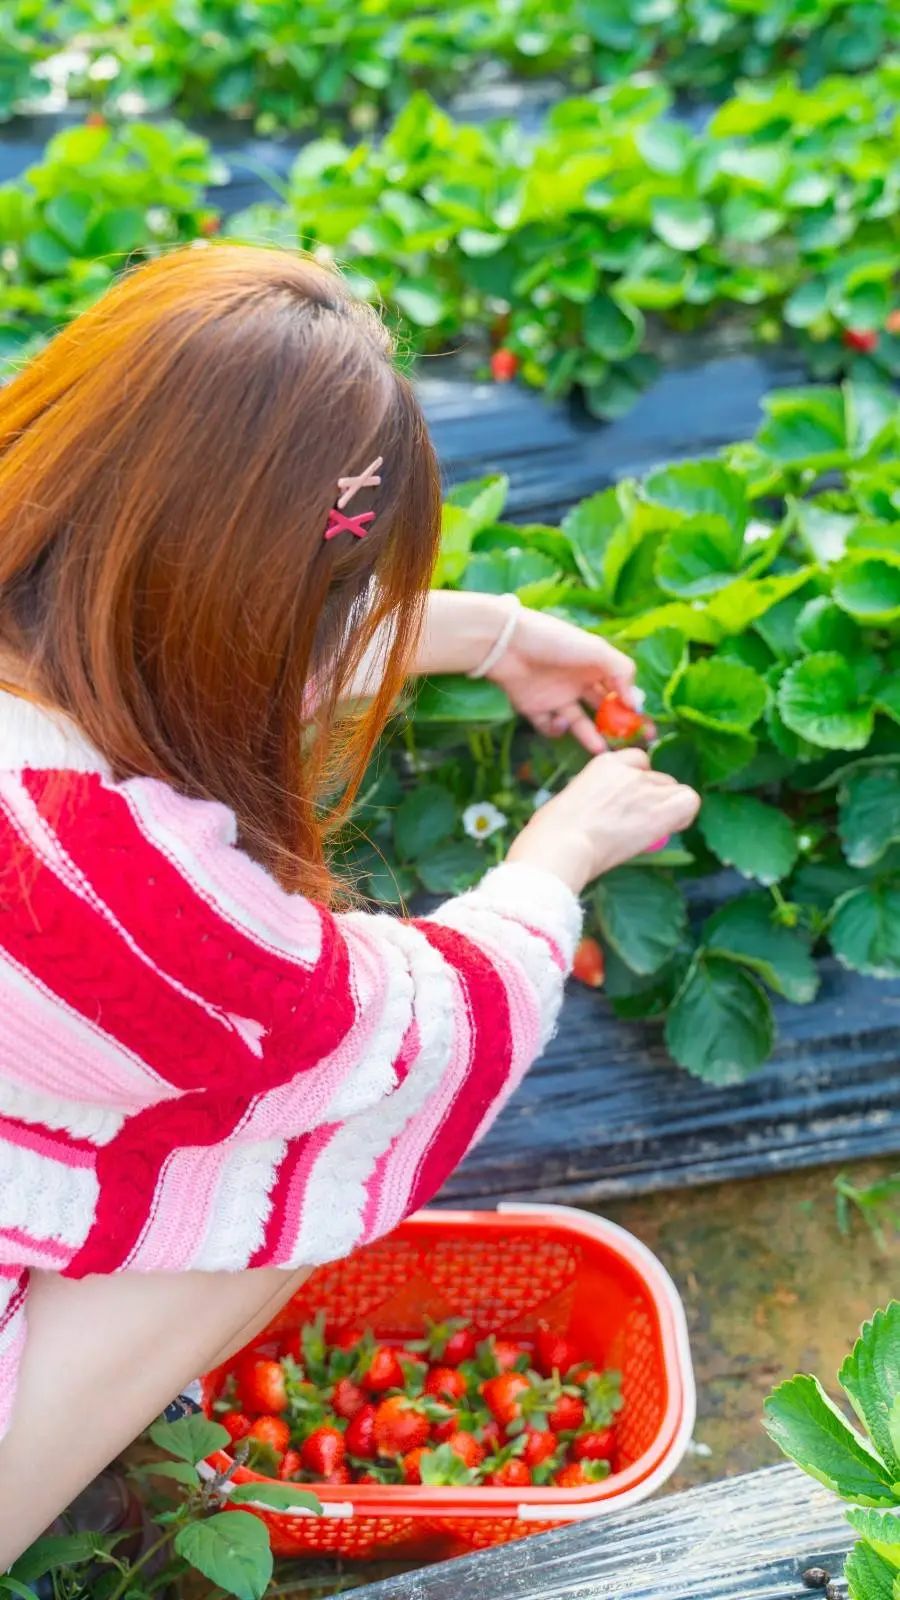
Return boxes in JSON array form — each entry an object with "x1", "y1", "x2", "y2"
[{"x1": 606, "y1": 1156, "x2": 899, "y2": 1490}]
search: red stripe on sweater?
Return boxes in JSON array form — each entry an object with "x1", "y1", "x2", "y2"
[
  {"x1": 25, "y1": 771, "x2": 331, "y2": 1046},
  {"x1": 403, "y1": 921, "x2": 513, "y2": 1215},
  {"x1": 3, "y1": 773, "x2": 357, "y2": 1096},
  {"x1": 63, "y1": 1091, "x2": 250, "y2": 1275}
]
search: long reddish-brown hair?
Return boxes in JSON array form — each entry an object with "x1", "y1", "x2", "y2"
[{"x1": 0, "y1": 244, "x2": 441, "y2": 899}]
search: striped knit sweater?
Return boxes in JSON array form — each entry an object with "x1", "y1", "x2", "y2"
[{"x1": 0, "y1": 689, "x2": 581, "y2": 1441}]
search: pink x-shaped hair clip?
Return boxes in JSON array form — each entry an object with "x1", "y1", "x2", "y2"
[{"x1": 324, "y1": 455, "x2": 383, "y2": 541}]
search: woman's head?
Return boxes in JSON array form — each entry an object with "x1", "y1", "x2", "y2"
[{"x1": 0, "y1": 244, "x2": 441, "y2": 896}]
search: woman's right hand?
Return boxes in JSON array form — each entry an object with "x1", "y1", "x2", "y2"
[{"x1": 506, "y1": 749, "x2": 700, "y2": 895}]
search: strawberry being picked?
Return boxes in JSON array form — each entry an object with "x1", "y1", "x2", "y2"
[{"x1": 594, "y1": 692, "x2": 644, "y2": 741}]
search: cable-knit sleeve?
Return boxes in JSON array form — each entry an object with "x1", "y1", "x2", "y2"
[{"x1": 0, "y1": 768, "x2": 581, "y2": 1276}]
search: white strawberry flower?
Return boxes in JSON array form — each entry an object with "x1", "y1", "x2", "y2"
[
  {"x1": 532, "y1": 788, "x2": 553, "y2": 809},
  {"x1": 462, "y1": 802, "x2": 508, "y2": 841}
]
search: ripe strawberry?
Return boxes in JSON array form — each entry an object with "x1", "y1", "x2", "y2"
[
  {"x1": 200, "y1": 215, "x2": 221, "y2": 237},
  {"x1": 403, "y1": 1446, "x2": 428, "y2": 1484},
  {"x1": 572, "y1": 938, "x2": 604, "y2": 988},
  {"x1": 85, "y1": 111, "x2": 107, "y2": 129},
  {"x1": 548, "y1": 1393, "x2": 586, "y2": 1433},
  {"x1": 490, "y1": 348, "x2": 519, "y2": 383},
  {"x1": 522, "y1": 1427, "x2": 558, "y2": 1469},
  {"x1": 431, "y1": 1407, "x2": 459, "y2": 1442},
  {"x1": 443, "y1": 1325, "x2": 477, "y2": 1365},
  {"x1": 492, "y1": 1339, "x2": 529, "y2": 1373},
  {"x1": 482, "y1": 1373, "x2": 530, "y2": 1428},
  {"x1": 301, "y1": 1425, "x2": 346, "y2": 1477},
  {"x1": 595, "y1": 692, "x2": 644, "y2": 741},
  {"x1": 279, "y1": 1449, "x2": 302, "y2": 1480},
  {"x1": 364, "y1": 1346, "x2": 405, "y2": 1393},
  {"x1": 237, "y1": 1356, "x2": 288, "y2": 1414},
  {"x1": 555, "y1": 1460, "x2": 610, "y2": 1487},
  {"x1": 487, "y1": 1458, "x2": 531, "y2": 1487},
  {"x1": 321, "y1": 1464, "x2": 352, "y2": 1485},
  {"x1": 221, "y1": 1410, "x2": 251, "y2": 1443},
  {"x1": 480, "y1": 1418, "x2": 503, "y2": 1451},
  {"x1": 887, "y1": 309, "x2": 900, "y2": 335},
  {"x1": 843, "y1": 328, "x2": 879, "y2": 353},
  {"x1": 425, "y1": 1367, "x2": 468, "y2": 1404},
  {"x1": 345, "y1": 1401, "x2": 377, "y2": 1459},
  {"x1": 445, "y1": 1431, "x2": 485, "y2": 1469},
  {"x1": 333, "y1": 1377, "x2": 366, "y2": 1419},
  {"x1": 573, "y1": 1426, "x2": 616, "y2": 1463},
  {"x1": 373, "y1": 1396, "x2": 430, "y2": 1457},
  {"x1": 536, "y1": 1329, "x2": 579, "y2": 1377},
  {"x1": 248, "y1": 1415, "x2": 291, "y2": 1456},
  {"x1": 333, "y1": 1327, "x2": 365, "y2": 1351},
  {"x1": 280, "y1": 1330, "x2": 304, "y2": 1363}
]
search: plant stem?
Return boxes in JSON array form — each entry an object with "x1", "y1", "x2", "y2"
[{"x1": 104, "y1": 1524, "x2": 181, "y2": 1600}]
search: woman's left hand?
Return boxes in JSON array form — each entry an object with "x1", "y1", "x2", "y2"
[{"x1": 487, "y1": 605, "x2": 639, "y2": 755}]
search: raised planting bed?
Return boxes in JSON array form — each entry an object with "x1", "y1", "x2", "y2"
[
  {"x1": 441, "y1": 952, "x2": 900, "y2": 1206},
  {"x1": 347, "y1": 379, "x2": 900, "y2": 1200},
  {"x1": 345, "y1": 1462, "x2": 852, "y2": 1600}
]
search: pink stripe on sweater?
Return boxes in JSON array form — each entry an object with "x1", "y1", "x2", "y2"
[
  {"x1": 124, "y1": 1144, "x2": 234, "y2": 1272},
  {"x1": 0, "y1": 1226, "x2": 72, "y2": 1267},
  {"x1": 250, "y1": 1125, "x2": 340, "y2": 1267},
  {"x1": 0, "y1": 1114, "x2": 95, "y2": 1168}
]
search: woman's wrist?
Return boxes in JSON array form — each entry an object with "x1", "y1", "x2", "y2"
[
  {"x1": 506, "y1": 815, "x2": 593, "y2": 896},
  {"x1": 415, "y1": 591, "x2": 513, "y2": 677}
]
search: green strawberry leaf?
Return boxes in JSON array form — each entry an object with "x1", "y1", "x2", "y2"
[
  {"x1": 763, "y1": 1374, "x2": 896, "y2": 1505},
  {"x1": 796, "y1": 596, "x2": 862, "y2": 656},
  {"x1": 229, "y1": 1483, "x2": 322, "y2": 1513},
  {"x1": 148, "y1": 1415, "x2": 230, "y2": 1465},
  {"x1": 834, "y1": 556, "x2": 900, "y2": 624},
  {"x1": 840, "y1": 1304, "x2": 900, "y2": 1477},
  {"x1": 838, "y1": 765, "x2": 900, "y2": 868},
  {"x1": 633, "y1": 628, "x2": 688, "y2": 714},
  {"x1": 593, "y1": 867, "x2": 687, "y2": 975},
  {"x1": 670, "y1": 658, "x2": 768, "y2": 733},
  {"x1": 778, "y1": 653, "x2": 874, "y2": 751},
  {"x1": 844, "y1": 1541, "x2": 898, "y2": 1600},
  {"x1": 642, "y1": 460, "x2": 747, "y2": 535},
  {"x1": 830, "y1": 884, "x2": 900, "y2": 978},
  {"x1": 665, "y1": 953, "x2": 774, "y2": 1084},
  {"x1": 414, "y1": 676, "x2": 512, "y2": 724},
  {"x1": 755, "y1": 388, "x2": 847, "y2": 467},
  {"x1": 583, "y1": 296, "x2": 644, "y2": 361},
  {"x1": 876, "y1": 677, "x2": 900, "y2": 726},
  {"x1": 655, "y1": 520, "x2": 743, "y2": 598},
  {"x1": 699, "y1": 792, "x2": 799, "y2": 885},
  {"x1": 417, "y1": 839, "x2": 484, "y2": 894},
  {"x1": 703, "y1": 895, "x2": 819, "y2": 1003},
  {"x1": 393, "y1": 784, "x2": 456, "y2": 860},
  {"x1": 651, "y1": 196, "x2": 713, "y2": 251},
  {"x1": 174, "y1": 1512, "x2": 273, "y2": 1600}
]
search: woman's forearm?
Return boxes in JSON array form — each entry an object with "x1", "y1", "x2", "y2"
[
  {"x1": 412, "y1": 590, "x2": 508, "y2": 675},
  {"x1": 346, "y1": 590, "x2": 509, "y2": 697}
]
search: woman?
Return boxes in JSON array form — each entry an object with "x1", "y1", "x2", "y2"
[{"x1": 0, "y1": 244, "x2": 699, "y2": 1550}]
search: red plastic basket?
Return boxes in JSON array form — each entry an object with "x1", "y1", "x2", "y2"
[{"x1": 201, "y1": 1203, "x2": 695, "y2": 1561}]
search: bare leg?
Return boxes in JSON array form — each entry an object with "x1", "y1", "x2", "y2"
[{"x1": 0, "y1": 1265, "x2": 309, "y2": 1566}]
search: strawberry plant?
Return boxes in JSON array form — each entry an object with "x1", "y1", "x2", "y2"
[
  {"x1": 3, "y1": 0, "x2": 898, "y2": 131},
  {"x1": 0, "y1": 1415, "x2": 320, "y2": 1599},
  {"x1": 764, "y1": 1303, "x2": 900, "y2": 1600},
  {"x1": 231, "y1": 66, "x2": 900, "y2": 416},
  {"x1": 347, "y1": 381, "x2": 900, "y2": 1083},
  {"x1": 0, "y1": 118, "x2": 226, "y2": 372}
]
